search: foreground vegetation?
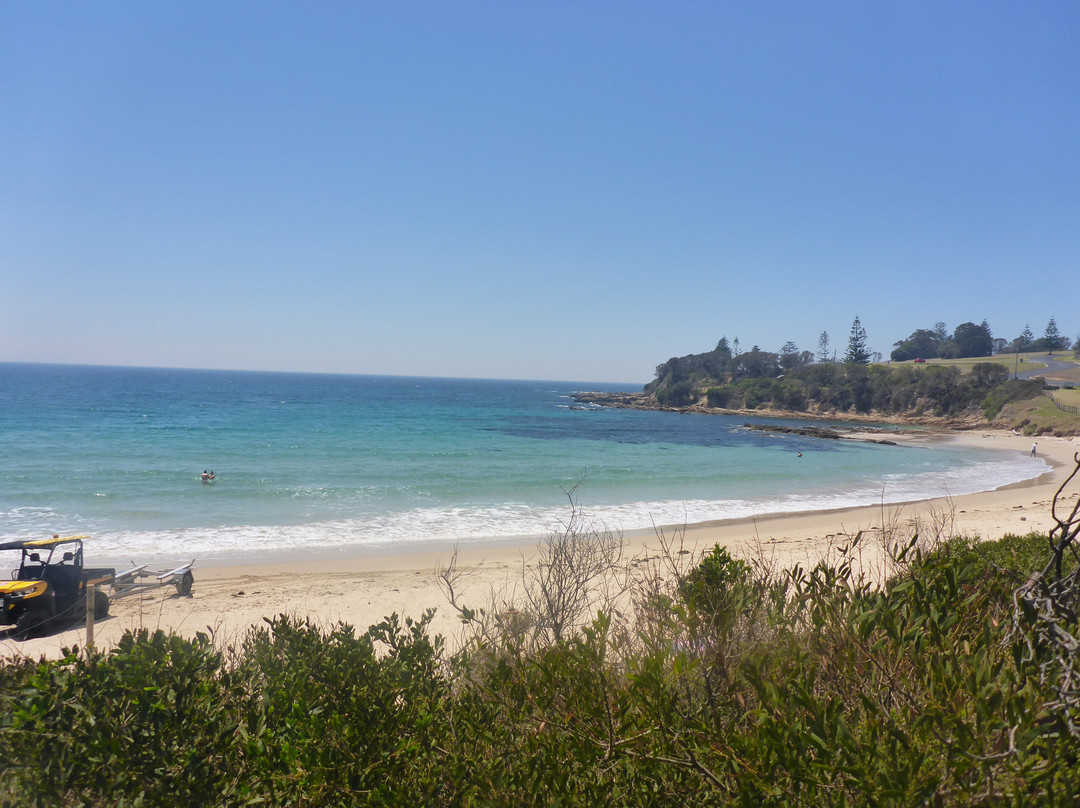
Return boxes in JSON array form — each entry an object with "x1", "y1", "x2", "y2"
[{"x1": 3, "y1": 470, "x2": 1080, "y2": 806}]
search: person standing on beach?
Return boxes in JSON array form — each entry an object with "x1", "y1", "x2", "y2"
[{"x1": 1031, "y1": 443, "x2": 1038, "y2": 458}]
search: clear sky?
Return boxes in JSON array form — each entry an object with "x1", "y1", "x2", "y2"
[{"x1": 2, "y1": 2, "x2": 1077, "y2": 384}]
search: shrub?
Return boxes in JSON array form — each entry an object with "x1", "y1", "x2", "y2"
[
  {"x1": 656, "y1": 379, "x2": 697, "y2": 407},
  {"x1": 679, "y1": 543, "x2": 750, "y2": 615},
  {"x1": 982, "y1": 378, "x2": 1044, "y2": 420},
  {"x1": 705, "y1": 386, "x2": 731, "y2": 407},
  {"x1": 3, "y1": 630, "x2": 246, "y2": 805}
]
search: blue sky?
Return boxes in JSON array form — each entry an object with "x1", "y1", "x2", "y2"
[{"x1": 2, "y1": 2, "x2": 1076, "y2": 384}]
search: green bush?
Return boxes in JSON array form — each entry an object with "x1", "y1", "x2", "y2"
[
  {"x1": 982, "y1": 378, "x2": 1045, "y2": 419},
  {"x1": 656, "y1": 379, "x2": 697, "y2": 407},
  {"x1": 679, "y1": 543, "x2": 750, "y2": 614},
  {"x1": 4, "y1": 531, "x2": 1080, "y2": 805},
  {"x1": 705, "y1": 386, "x2": 731, "y2": 407},
  {"x1": 2, "y1": 629, "x2": 245, "y2": 805}
]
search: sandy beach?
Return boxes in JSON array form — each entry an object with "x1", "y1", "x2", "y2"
[{"x1": 4, "y1": 431, "x2": 1078, "y2": 662}]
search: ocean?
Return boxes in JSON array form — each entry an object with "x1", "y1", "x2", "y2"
[{"x1": 0, "y1": 363, "x2": 1046, "y2": 565}]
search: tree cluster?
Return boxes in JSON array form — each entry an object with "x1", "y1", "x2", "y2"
[
  {"x1": 648, "y1": 339, "x2": 813, "y2": 408},
  {"x1": 1009, "y1": 317, "x2": 1073, "y2": 354},
  {"x1": 891, "y1": 321, "x2": 991, "y2": 362},
  {"x1": 646, "y1": 313, "x2": 1072, "y2": 412},
  {"x1": 892, "y1": 317, "x2": 1070, "y2": 362},
  {"x1": 704, "y1": 361, "x2": 1038, "y2": 418}
]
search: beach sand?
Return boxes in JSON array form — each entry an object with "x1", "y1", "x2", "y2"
[{"x1": 4, "y1": 431, "x2": 1078, "y2": 661}]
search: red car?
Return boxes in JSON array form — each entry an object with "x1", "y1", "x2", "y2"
[{"x1": 913, "y1": 358, "x2": 926, "y2": 363}]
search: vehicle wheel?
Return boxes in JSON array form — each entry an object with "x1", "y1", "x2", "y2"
[
  {"x1": 177, "y1": 571, "x2": 194, "y2": 596},
  {"x1": 94, "y1": 588, "x2": 110, "y2": 619},
  {"x1": 15, "y1": 608, "x2": 49, "y2": 640}
]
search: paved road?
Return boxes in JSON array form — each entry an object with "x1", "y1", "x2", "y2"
[{"x1": 1014, "y1": 353, "x2": 1076, "y2": 382}]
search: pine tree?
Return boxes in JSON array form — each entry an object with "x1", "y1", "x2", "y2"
[
  {"x1": 817, "y1": 331, "x2": 831, "y2": 363},
  {"x1": 1044, "y1": 316, "x2": 1065, "y2": 352},
  {"x1": 844, "y1": 316, "x2": 871, "y2": 364},
  {"x1": 1019, "y1": 325, "x2": 1034, "y2": 351}
]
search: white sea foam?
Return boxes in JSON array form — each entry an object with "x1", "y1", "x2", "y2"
[
  {"x1": 0, "y1": 506, "x2": 63, "y2": 535},
  {"x1": 83, "y1": 453, "x2": 1049, "y2": 565}
]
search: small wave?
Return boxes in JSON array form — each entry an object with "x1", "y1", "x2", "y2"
[
  {"x1": 1, "y1": 505, "x2": 65, "y2": 530},
  {"x1": 80, "y1": 453, "x2": 1048, "y2": 563}
]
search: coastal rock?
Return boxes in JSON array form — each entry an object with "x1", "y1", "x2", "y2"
[
  {"x1": 744, "y1": 422, "x2": 898, "y2": 445},
  {"x1": 571, "y1": 391, "x2": 658, "y2": 410},
  {"x1": 571, "y1": 392, "x2": 1009, "y2": 440},
  {"x1": 744, "y1": 423, "x2": 843, "y2": 440}
]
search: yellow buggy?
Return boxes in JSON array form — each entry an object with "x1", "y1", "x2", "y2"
[{"x1": 0, "y1": 535, "x2": 114, "y2": 639}]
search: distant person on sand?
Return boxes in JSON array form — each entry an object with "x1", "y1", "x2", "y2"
[{"x1": 1031, "y1": 443, "x2": 1038, "y2": 458}]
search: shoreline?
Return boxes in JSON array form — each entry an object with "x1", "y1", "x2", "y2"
[{"x1": 4, "y1": 430, "x2": 1077, "y2": 661}]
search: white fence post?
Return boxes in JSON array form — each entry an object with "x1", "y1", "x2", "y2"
[{"x1": 86, "y1": 584, "x2": 95, "y2": 653}]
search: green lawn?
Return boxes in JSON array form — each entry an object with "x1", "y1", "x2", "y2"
[
  {"x1": 1052, "y1": 388, "x2": 1080, "y2": 408},
  {"x1": 885, "y1": 352, "x2": 1079, "y2": 377}
]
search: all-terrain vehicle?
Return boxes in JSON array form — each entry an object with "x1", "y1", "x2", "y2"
[{"x1": 0, "y1": 535, "x2": 114, "y2": 639}]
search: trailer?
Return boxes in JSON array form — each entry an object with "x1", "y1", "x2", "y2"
[
  {"x1": 110, "y1": 560, "x2": 195, "y2": 598},
  {"x1": 1, "y1": 535, "x2": 195, "y2": 639}
]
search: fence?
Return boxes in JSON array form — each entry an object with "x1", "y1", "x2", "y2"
[{"x1": 1044, "y1": 391, "x2": 1080, "y2": 415}]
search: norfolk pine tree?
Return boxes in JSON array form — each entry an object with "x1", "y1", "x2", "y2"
[
  {"x1": 1043, "y1": 316, "x2": 1065, "y2": 353},
  {"x1": 844, "y1": 316, "x2": 871, "y2": 364},
  {"x1": 816, "y1": 331, "x2": 831, "y2": 363}
]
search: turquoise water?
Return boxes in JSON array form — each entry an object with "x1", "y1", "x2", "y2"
[{"x1": 0, "y1": 363, "x2": 1046, "y2": 564}]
